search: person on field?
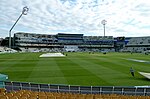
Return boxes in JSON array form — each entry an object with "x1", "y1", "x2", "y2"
[{"x1": 130, "y1": 67, "x2": 135, "y2": 77}]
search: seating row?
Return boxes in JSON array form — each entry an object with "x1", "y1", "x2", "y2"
[{"x1": 0, "y1": 88, "x2": 150, "y2": 99}]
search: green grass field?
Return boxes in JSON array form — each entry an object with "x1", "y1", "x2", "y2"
[{"x1": 0, "y1": 52, "x2": 150, "y2": 86}]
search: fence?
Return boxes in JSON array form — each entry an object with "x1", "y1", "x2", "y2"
[{"x1": 2, "y1": 81, "x2": 150, "y2": 96}]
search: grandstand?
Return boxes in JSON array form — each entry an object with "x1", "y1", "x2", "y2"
[
  {"x1": 0, "y1": 46, "x2": 17, "y2": 54},
  {"x1": 14, "y1": 32, "x2": 114, "y2": 52},
  {"x1": 13, "y1": 32, "x2": 150, "y2": 53},
  {"x1": 124, "y1": 37, "x2": 150, "y2": 53}
]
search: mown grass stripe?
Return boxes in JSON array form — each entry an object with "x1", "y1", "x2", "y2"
[
  {"x1": 0, "y1": 52, "x2": 150, "y2": 86},
  {"x1": 27, "y1": 56, "x2": 68, "y2": 84}
]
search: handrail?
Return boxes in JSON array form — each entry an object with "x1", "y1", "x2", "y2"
[{"x1": 2, "y1": 81, "x2": 150, "y2": 96}]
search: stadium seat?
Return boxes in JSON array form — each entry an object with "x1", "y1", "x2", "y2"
[{"x1": 1, "y1": 88, "x2": 150, "y2": 99}]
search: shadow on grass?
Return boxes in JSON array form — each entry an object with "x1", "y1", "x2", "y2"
[
  {"x1": 136, "y1": 77, "x2": 150, "y2": 81},
  {"x1": 123, "y1": 76, "x2": 150, "y2": 82}
]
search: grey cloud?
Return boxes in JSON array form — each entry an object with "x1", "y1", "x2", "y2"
[{"x1": 0, "y1": 0, "x2": 150, "y2": 37}]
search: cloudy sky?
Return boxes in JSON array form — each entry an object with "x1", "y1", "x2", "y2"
[{"x1": 0, "y1": 0, "x2": 150, "y2": 38}]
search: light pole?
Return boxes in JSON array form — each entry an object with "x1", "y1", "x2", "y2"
[
  {"x1": 9, "y1": 6, "x2": 29, "y2": 48},
  {"x1": 101, "y1": 19, "x2": 107, "y2": 37}
]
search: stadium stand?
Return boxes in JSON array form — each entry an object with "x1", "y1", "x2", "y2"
[
  {"x1": 127, "y1": 37, "x2": 150, "y2": 45},
  {"x1": 115, "y1": 36, "x2": 150, "y2": 53},
  {"x1": 0, "y1": 32, "x2": 146, "y2": 53},
  {"x1": 13, "y1": 32, "x2": 114, "y2": 52},
  {"x1": 1, "y1": 88, "x2": 150, "y2": 99},
  {"x1": 0, "y1": 46, "x2": 17, "y2": 54},
  {"x1": 1, "y1": 81, "x2": 150, "y2": 98}
]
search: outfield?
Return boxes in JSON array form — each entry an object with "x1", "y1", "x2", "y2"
[{"x1": 0, "y1": 52, "x2": 150, "y2": 86}]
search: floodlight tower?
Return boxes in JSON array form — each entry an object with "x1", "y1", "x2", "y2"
[
  {"x1": 9, "y1": 6, "x2": 29, "y2": 48},
  {"x1": 101, "y1": 19, "x2": 107, "y2": 37}
]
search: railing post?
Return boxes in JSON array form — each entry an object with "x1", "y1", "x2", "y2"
[
  {"x1": 20, "y1": 82, "x2": 22, "y2": 90},
  {"x1": 29, "y1": 83, "x2": 31, "y2": 91},
  {"x1": 38, "y1": 84, "x2": 40, "y2": 92},
  {"x1": 69, "y1": 85, "x2": 70, "y2": 93},
  {"x1": 48, "y1": 84, "x2": 50, "y2": 92},
  {"x1": 58, "y1": 85, "x2": 59, "y2": 92},
  {"x1": 99, "y1": 87, "x2": 102, "y2": 95},
  {"x1": 91, "y1": 86, "x2": 92, "y2": 94},
  {"x1": 135, "y1": 87, "x2": 137, "y2": 96},
  {"x1": 79, "y1": 86, "x2": 80, "y2": 94},
  {"x1": 112, "y1": 86, "x2": 114, "y2": 94},
  {"x1": 122, "y1": 88, "x2": 124, "y2": 95},
  {"x1": 144, "y1": 88, "x2": 146, "y2": 96},
  {"x1": 3, "y1": 81, "x2": 5, "y2": 89},
  {"x1": 11, "y1": 81, "x2": 13, "y2": 91}
]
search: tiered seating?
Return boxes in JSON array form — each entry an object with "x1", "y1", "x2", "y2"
[
  {"x1": 127, "y1": 37, "x2": 150, "y2": 45},
  {"x1": 121, "y1": 47, "x2": 147, "y2": 52},
  {"x1": 1, "y1": 88, "x2": 150, "y2": 99},
  {"x1": 122, "y1": 37, "x2": 150, "y2": 52},
  {"x1": 0, "y1": 47, "x2": 17, "y2": 54},
  {"x1": 83, "y1": 36, "x2": 113, "y2": 41}
]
